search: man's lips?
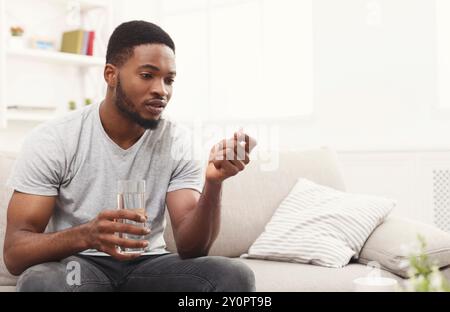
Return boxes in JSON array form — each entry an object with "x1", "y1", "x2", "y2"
[
  {"x1": 145, "y1": 99, "x2": 167, "y2": 108},
  {"x1": 145, "y1": 99, "x2": 167, "y2": 115}
]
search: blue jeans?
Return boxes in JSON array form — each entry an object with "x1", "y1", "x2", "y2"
[{"x1": 16, "y1": 253, "x2": 255, "y2": 292}]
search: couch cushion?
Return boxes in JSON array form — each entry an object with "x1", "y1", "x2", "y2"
[
  {"x1": 0, "y1": 286, "x2": 16, "y2": 292},
  {"x1": 243, "y1": 178, "x2": 394, "y2": 268},
  {"x1": 237, "y1": 258, "x2": 403, "y2": 292},
  {"x1": 0, "y1": 151, "x2": 19, "y2": 286},
  {"x1": 164, "y1": 147, "x2": 346, "y2": 257},
  {"x1": 358, "y1": 217, "x2": 450, "y2": 278}
]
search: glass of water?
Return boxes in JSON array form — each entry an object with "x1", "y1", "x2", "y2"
[{"x1": 117, "y1": 180, "x2": 149, "y2": 254}]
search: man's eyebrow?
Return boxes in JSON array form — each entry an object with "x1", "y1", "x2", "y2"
[{"x1": 138, "y1": 64, "x2": 176, "y2": 75}]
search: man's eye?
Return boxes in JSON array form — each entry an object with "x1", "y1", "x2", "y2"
[
  {"x1": 140, "y1": 73, "x2": 153, "y2": 79},
  {"x1": 166, "y1": 78, "x2": 175, "y2": 85}
]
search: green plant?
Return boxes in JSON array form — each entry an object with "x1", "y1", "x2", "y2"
[
  {"x1": 402, "y1": 235, "x2": 450, "y2": 292},
  {"x1": 68, "y1": 100, "x2": 77, "y2": 111},
  {"x1": 10, "y1": 26, "x2": 24, "y2": 37}
]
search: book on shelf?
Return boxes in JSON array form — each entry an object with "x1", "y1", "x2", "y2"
[
  {"x1": 61, "y1": 29, "x2": 95, "y2": 56},
  {"x1": 87, "y1": 31, "x2": 95, "y2": 56},
  {"x1": 81, "y1": 31, "x2": 89, "y2": 55}
]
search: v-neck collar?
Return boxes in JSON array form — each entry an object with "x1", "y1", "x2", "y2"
[{"x1": 95, "y1": 102, "x2": 150, "y2": 156}]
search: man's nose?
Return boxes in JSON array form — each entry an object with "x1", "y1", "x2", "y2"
[{"x1": 151, "y1": 79, "x2": 169, "y2": 98}]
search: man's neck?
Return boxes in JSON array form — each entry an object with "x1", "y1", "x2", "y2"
[{"x1": 99, "y1": 95, "x2": 146, "y2": 150}]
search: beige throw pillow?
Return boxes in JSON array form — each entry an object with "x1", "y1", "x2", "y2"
[
  {"x1": 358, "y1": 217, "x2": 450, "y2": 278},
  {"x1": 243, "y1": 179, "x2": 395, "y2": 268}
]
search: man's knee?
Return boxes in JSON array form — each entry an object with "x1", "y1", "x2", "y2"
[
  {"x1": 16, "y1": 257, "x2": 113, "y2": 292},
  {"x1": 202, "y1": 257, "x2": 255, "y2": 292},
  {"x1": 17, "y1": 262, "x2": 68, "y2": 292}
]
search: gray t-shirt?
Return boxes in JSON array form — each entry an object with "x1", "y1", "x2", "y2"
[{"x1": 7, "y1": 102, "x2": 204, "y2": 256}]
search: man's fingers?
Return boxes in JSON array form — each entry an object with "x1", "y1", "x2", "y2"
[
  {"x1": 105, "y1": 246, "x2": 142, "y2": 261},
  {"x1": 244, "y1": 133, "x2": 257, "y2": 154},
  {"x1": 115, "y1": 209, "x2": 147, "y2": 222},
  {"x1": 212, "y1": 158, "x2": 244, "y2": 172},
  {"x1": 212, "y1": 144, "x2": 251, "y2": 164},
  {"x1": 210, "y1": 139, "x2": 228, "y2": 161},
  {"x1": 220, "y1": 159, "x2": 240, "y2": 177},
  {"x1": 223, "y1": 140, "x2": 227, "y2": 161},
  {"x1": 214, "y1": 131, "x2": 257, "y2": 157},
  {"x1": 233, "y1": 131, "x2": 257, "y2": 155},
  {"x1": 100, "y1": 209, "x2": 146, "y2": 223},
  {"x1": 103, "y1": 221, "x2": 150, "y2": 235},
  {"x1": 245, "y1": 134, "x2": 249, "y2": 154},
  {"x1": 103, "y1": 234, "x2": 149, "y2": 249},
  {"x1": 229, "y1": 160, "x2": 245, "y2": 171},
  {"x1": 210, "y1": 131, "x2": 256, "y2": 164},
  {"x1": 243, "y1": 152, "x2": 250, "y2": 165},
  {"x1": 234, "y1": 132, "x2": 238, "y2": 159}
]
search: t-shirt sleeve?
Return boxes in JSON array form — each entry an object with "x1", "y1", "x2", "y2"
[
  {"x1": 167, "y1": 128, "x2": 204, "y2": 194},
  {"x1": 6, "y1": 125, "x2": 65, "y2": 196}
]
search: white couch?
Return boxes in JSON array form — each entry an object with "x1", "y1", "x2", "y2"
[{"x1": 1, "y1": 148, "x2": 449, "y2": 292}]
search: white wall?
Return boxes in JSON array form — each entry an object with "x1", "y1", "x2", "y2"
[
  {"x1": 282, "y1": 0, "x2": 446, "y2": 151},
  {"x1": 2, "y1": 0, "x2": 448, "y2": 152},
  {"x1": 109, "y1": 0, "x2": 450, "y2": 152},
  {"x1": 161, "y1": 0, "x2": 449, "y2": 154},
  {"x1": 111, "y1": 0, "x2": 160, "y2": 26}
]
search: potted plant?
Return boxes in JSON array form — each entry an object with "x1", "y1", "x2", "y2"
[
  {"x1": 9, "y1": 26, "x2": 25, "y2": 49},
  {"x1": 402, "y1": 235, "x2": 450, "y2": 292},
  {"x1": 10, "y1": 26, "x2": 24, "y2": 36},
  {"x1": 68, "y1": 100, "x2": 77, "y2": 111}
]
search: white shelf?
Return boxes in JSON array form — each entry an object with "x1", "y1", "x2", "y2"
[
  {"x1": 6, "y1": 107, "x2": 61, "y2": 122},
  {"x1": 7, "y1": 47, "x2": 105, "y2": 67},
  {"x1": 0, "y1": 0, "x2": 112, "y2": 128}
]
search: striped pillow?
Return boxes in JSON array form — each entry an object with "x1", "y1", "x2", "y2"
[{"x1": 243, "y1": 179, "x2": 395, "y2": 268}]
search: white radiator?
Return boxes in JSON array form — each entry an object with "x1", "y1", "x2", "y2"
[{"x1": 432, "y1": 169, "x2": 450, "y2": 232}]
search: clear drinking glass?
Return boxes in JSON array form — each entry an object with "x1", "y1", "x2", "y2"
[{"x1": 117, "y1": 180, "x2": 149, "y2": 254}]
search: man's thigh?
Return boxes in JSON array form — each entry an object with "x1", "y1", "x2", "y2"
[
  {"x1": 17, "y1": 255, "x2": 114, "y2": 292},
  {"x1": 121, "y1": 253, "x2": 255, "y2": 292}
]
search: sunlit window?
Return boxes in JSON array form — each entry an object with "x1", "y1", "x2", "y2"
[
  {"x1": 161, "y1": 0, "x2": 313, "y2": 122},
  {"x1": 436, "y1": 0, "x2": 450, "y2": 117}
]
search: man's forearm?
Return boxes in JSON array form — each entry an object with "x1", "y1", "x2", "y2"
[
  {"x1": 4, "y1": 224, "x2": 90, "y2": 276},
  {"x1": 175, "y1": 180, "x2": 222, "y2": 258}
]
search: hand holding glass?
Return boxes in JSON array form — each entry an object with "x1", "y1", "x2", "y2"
[{"x1": 117, "y1": 180, "x2": 150, "y2": 254}]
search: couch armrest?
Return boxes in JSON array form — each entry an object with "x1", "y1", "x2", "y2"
[{"x1": 358, "y1": 217, "x2": 450, "y2": 278}]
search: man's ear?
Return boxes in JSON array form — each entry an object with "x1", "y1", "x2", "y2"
[{"x1": 104, "y1": 64, "x2": 118, "y2": 88}]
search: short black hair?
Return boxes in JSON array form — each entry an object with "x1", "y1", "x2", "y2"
[{"x1": 106, "y1": 20, "x2": 175, "y2": 67}]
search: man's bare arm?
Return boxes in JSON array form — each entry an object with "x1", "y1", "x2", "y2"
[
  {"x1": 3, "y1": 191, "x2": 151, "y2": 275},
  {"x1": 166, "y1": 130, "x2": 257, "y2": 259},
  {"x1": 166, "y1": 182, "x2": 222, "y2": 259},
  {"x1": 3, "y1": 192, "x2": 89, "y2": 275}
]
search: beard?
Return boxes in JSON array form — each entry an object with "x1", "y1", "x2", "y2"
[{"x1": 114, "y1": 76, "x2": 161, "y2": 130}]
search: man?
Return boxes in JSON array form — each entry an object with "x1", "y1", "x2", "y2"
[{"x1": 3, "y1": 21, "x2": 257, "y2": 292}]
